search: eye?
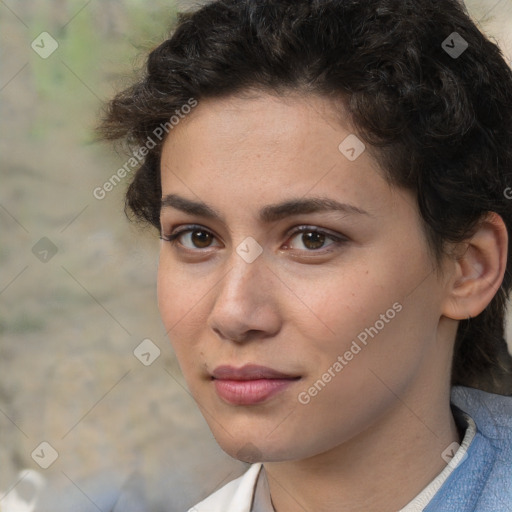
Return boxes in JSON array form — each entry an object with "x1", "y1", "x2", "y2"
[
  {"x1": 160, "y1": 224, "x2": 347, "y2": 254},
  {"x1": 284, "y1": 226, "x2": 346, "y2": 251},
  {"x1": 160, "y1": 225, "x2": 221, "y2": 249}
]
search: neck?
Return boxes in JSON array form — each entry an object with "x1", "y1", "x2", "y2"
[{"x1": 264, "y1": 379, "x2": 460, "y2": 512}]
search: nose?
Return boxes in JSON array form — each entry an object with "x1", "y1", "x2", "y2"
[{"x1": 207, "y1": 250, "x2": 281, "y2": 344}]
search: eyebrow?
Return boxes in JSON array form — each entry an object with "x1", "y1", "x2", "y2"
[{"x1": 161, "y1": 193, "x2": 371, "y2": 223}]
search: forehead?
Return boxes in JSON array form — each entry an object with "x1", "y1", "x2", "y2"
[
  {"x1": 159, "y1": 92, "x2": 406, "y2": 220},
  {"x1": 163, "y1": 91, "x2": 351, "y2": 157}
]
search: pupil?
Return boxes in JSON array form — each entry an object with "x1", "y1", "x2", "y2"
[
  {"x1": 192, "y1": 230, "x2": 211, "y2": 248},
  {"x1": 303, "y1": 232, "x2": 324, "y2": 249}
]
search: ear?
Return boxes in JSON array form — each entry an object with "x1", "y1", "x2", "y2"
[{"x1": 442, "y1": 212, "x2": 508, "y2": 320}]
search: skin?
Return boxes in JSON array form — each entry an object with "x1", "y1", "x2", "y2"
[{"x1": 157, "y1": 91, "x2": 507, "y2": 511}]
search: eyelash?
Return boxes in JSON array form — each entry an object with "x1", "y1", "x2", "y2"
[{"x1": 159, "y1": 224, "x2": 347, "y2": 253}]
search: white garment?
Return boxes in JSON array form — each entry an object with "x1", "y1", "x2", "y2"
[{"x1": 188, "y1": 463, "x2": 261, "y2": 512}]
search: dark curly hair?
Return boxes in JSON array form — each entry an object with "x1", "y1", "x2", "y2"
[{"x1": 98, "y1": 0, "x2": 512, "y2": 394}]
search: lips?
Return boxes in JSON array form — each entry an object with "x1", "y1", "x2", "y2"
[
  {"x1": 212, "y1": 364, "x2": 299, "y2": 380},
  {"x1": 211, "y1": 364, "x2": 301, "y2": 405}
]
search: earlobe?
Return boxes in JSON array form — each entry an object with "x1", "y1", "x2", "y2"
[{"x1": 441, "y1": 212, "x2": 508, "y2": 321}]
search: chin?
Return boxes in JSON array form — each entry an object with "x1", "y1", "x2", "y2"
[{"x1": 210, "y1": 428, "x2": 301, "y2": 463}]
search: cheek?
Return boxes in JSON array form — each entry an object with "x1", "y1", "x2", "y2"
[
  {"x1": 289, "y1": 263, "x2": 397, "y2": 347},
  {"x1": 291, "y1": 249, "x2": 437, "y2": 381},
  {"x1": 157, "y1": 247, "x2": 214, "y2": 319},
  {"x1": 157, "y1": 254, "x2": 207, "y2": 351}
]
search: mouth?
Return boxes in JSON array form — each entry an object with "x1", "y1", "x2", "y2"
[{"x1": 211, "y1": 364, "x2": 301, "y2": 405}]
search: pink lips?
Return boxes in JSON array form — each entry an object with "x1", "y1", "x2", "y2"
[{"x1": 211, "y1": 364, "x2": 301, "y2": 405}]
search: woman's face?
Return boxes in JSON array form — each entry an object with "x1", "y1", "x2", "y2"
[{"x1": 158, "y1": 92, "x2": 453, "y2": 463}]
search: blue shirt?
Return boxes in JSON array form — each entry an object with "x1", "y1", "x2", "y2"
[{"x1": 423, "y1": 386, "x2": 512, "y2": 511}]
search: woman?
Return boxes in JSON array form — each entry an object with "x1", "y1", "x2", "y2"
[{"x1": 99, "y1": 0, "x2": 512, "y2": 510}]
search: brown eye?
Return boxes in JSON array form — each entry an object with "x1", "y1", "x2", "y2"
[
  {"x1": 302, "y1": 231, "x2": 326, "y2": 250},
  {"x1": 285, "y1": 226, "x2": 345, "y2": 252},
  {"x1": 180, "y1": 229, "x2": 215, "y2": 249},
  {"x1": 161, "y1": 225, "x2": 222, "y2": 250},
  {"x1": 190, "y1": 229, "x2": 214, "y2": 248}
]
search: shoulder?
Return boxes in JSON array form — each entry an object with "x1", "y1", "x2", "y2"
[
  {"x1": 451, "y1": 385, "x2": 512, "y2": 452},
  {"x1": 435, "y1": 386, "x2": 512, "y2": 511},
  {"x1": 188, "y1": 463, "x2": 262, "y2": 512}
]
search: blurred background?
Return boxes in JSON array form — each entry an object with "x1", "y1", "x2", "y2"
[{"x1": 0, "y1": 0, "x2": 511, "y2": 511}]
